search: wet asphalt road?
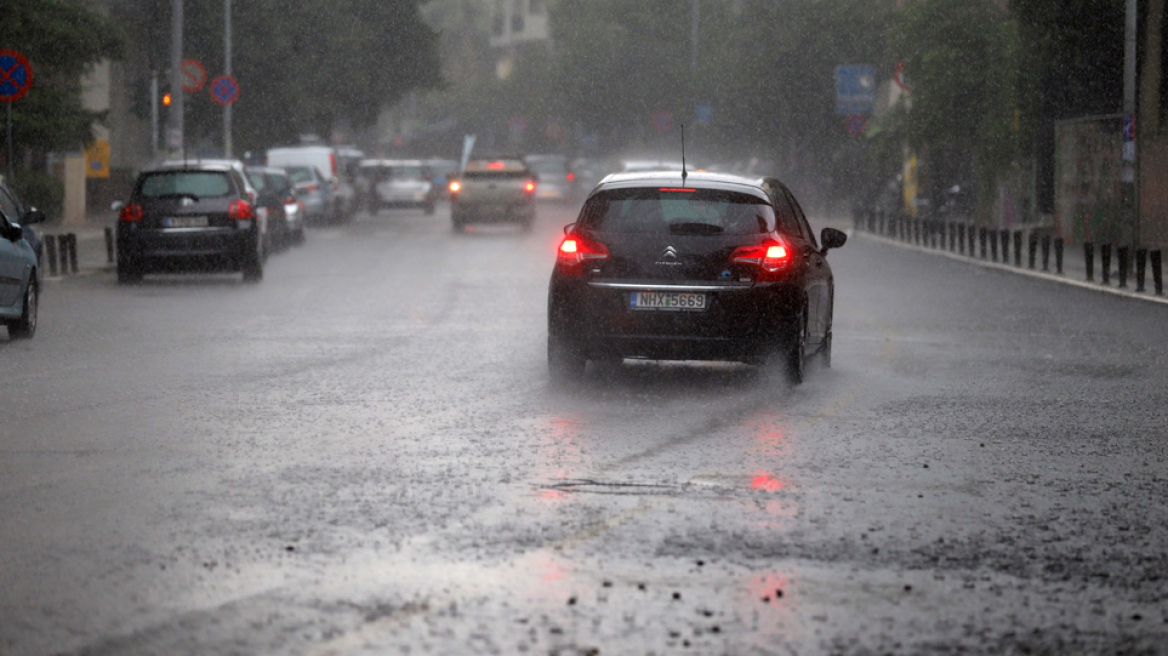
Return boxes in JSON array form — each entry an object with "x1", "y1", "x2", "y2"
[{"x1": 2, "y1": 202, "x2": 1167, "y2": 656}]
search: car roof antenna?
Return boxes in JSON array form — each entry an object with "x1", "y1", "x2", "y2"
[{"x1": 680, "y1": 124, "x2": 688, "y2": 185}]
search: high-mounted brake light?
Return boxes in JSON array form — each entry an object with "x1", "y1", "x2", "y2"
[
  {"x1": 566, "y1": 172, "x2": 575, "y2": 182},
  {"x1": 659, "y1": 188, "x2": 696, "y2": 193},
  {"x1": 487, "y1": 161, "x2": 506, "y2": 170},
  {"x1": 524, "y1": 180, "x2": 536, "y2": 193},
  {"x1": 228, "y1": 199, "x2": 255, "y2": 220},
  {"x1": 730, "y1": 239, "x2": 792, "y2": 279},
  {"x1": 449, "y1": 181, "x2": 461, "y2": 193},
  {"x1": 119, "y1": 202, "x2": 143, "y2": 222},
  {"x1": 557, "y1": 235, "x2": 609, "y2": 274}
]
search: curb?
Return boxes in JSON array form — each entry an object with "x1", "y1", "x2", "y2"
[{"x1": 854, "y1": 230, "x2": 1168, "y2": 307}]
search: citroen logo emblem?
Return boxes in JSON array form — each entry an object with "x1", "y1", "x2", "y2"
[{"x1": 661, "y1": 246, "x2": 678, "y2": 259}]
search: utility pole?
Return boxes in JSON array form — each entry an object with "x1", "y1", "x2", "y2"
[
  {"x1": 224, "y1": 0, "x2": 233, "y2": 157},
  {"x1": 1124, "y1": 0, "x2": 1138, "y2": 246},
  {"x1": 169, "y1": 0, "x2": 183, "y2": 157},
  {"x1": 690, "y1": 0, "x2": 699, "y2": 72},
  {"x1": 150, "y1": 70, "x2": 159, "y2": 158}
]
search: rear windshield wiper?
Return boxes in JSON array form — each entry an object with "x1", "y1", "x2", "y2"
[
  {"x1": 151, "y1": 192, "x2": 201, "y2": 202},
  {"x1": 669, "y1": 222, "x2": 724, "y2": 235}
]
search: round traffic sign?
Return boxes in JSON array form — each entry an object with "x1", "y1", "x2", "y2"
[
  {"x1": 210, "y1": 74, "x2": 239, "y2": 106},
  {"x1": 180, "y1": 59, "x2": 206, "y2": 93},
  {"x1": 0, "y1": 50, "x2": 34, "y2": 102},
  {"x1": 651, "y1": 110, "x2": 674, "y2": 133},
  {"x1": 844, "y1": 114, "x2": 867, "y2": 136}
]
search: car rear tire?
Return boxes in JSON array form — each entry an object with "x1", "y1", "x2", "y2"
[
  {"x1": 548, "y1": 333, "x2": 586, "y2": 383},
  {"x1": 116, "y1": 260, "x2": 142, "y2": 284},
  {"x1": 8, "y1": 278, "x2": 37, "y2": 339},
  {"x1": 784, "y1": 307, "x2": 807, "y2": 385}
]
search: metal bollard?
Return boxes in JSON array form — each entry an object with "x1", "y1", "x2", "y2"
[
  {"x1": 1136, "y1": 248, "x2": 1147, "y2": 292},
  {"x1": 1151, "y1": 250, "x2": 1163, "y2": 295},
  {"x1": 958, "y1": 223, "x2": 966, "y2": 254},
  {"x1": 57, "y1": 234, "x2": 70, "y2": 275},
  {"x1": 1055, "y1": 238, "x2": 1064, "y2": 274},
  {"x1": 990, "y1": 230, "x2": 999, "y2": 262},
  {"x1": 45, "y1": 236, "x2": 58, "y2": 276},
  {"x1": 1014, "y1": 231, "x2": 1023, "y2": 267},
  {"x1": 1028, "y1": 232, "x2": 1038, "y2": 269},
  {"x1": 1041, "y1": 235, "x2": 1051, "y2": 271},
  {"x1": 979, "y1": 227, "x2": 987, "y2": 259},
  {"x1": 104, "y1": 227, "x2": 114, "y2": 264},
  {"x1": 1084, "y1": 242, "x2": 1094, "y2": 281},
  {"x1": 1100, "y1": 243, "x2": 1111, "y2": 285},
  {"x1": 915, "y1": 219, "x2": 922, "y2": 245},
  {"x1": 67, "y1": 233, "x2": 79, "y2": 274},
  {"x1": 1117, "y1": 246, "x2": 1130, "y2": 288},
  {"x1": 1000, "y1": 229, "x2": 1010, "y2": 263}
]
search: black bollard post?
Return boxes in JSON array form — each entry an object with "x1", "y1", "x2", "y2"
[
  {"x1": 1100, "y1": 243, "x2": 1111, "y2": 285},
  {"x1": 1027, "y1": 232, "x2": 1037, "y2": 269},
  {"x1": 1084, "y1": 242, "x2": 1094, "y2": 281},
  {"x1": 949, "y1": 222, "x2": 956, "y2": 251},
  {"x1": 1014, "y1": 231, "x2": 1023, "y2": 267},
  {"x1": 1136, "y1": 248, "x2": 1148, "y2": 292},
  {"x1": 1041, "y1": 235, "x2": 1051, "y2": 271},
  {"x1": 1055, "y1": 238, "x2": 1065, "y2": 274},
  {"x1": 958, "y1": 223, "x2": 966, "y2": 254},
  {"x1": 990, "y1": 230, "x2": 999, "y2": 261},
  {"x1": 67, "y1": 233, "x2": 79, "y2": 274},
  {"x1": 1117, "y1": 246, "x2": 1130, "y2": 288},
  {"x1": 57, "y1": 235, "x2": 70, "y2": 275},
  {"x1": 104, "y1": 227, "x2": 114, "y2": 264},
  {"x1": 979, "y1": 227, "x2": 987, "y2": 259},
  {"x1": 1150, "y1": 249, "x2": 1163, "y2": 294},
  {"x1": 45, "y1": 236, "x2": 58, "y2": 276},
  {"x1": 1000, "y1": 229, "x2": 1010, "y2": 263}
]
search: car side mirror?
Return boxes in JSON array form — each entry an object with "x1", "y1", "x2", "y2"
[
  {"x1": 821, "y1": 227, "x2": 847, "y2": 252},
  {"x1": 21, "y1": 207, "x2": 46, "y2": 226},
  {"x1": 2, "y1": 220, "x2": 21, "y2": 241},
  {"x1": 111, "y1": 200, "x2": 125, "y2": 212}
]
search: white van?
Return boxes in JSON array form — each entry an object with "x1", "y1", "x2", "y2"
[{"x1": 266, "y1": 146, "x2": 353, "y2": 221}]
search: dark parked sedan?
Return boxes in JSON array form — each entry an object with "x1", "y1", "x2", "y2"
[
  {"x1": 116, "y1": 163, "x2": 267, "y2": 283},
  {"x1": 547, "y1": 171, "x2": 846, "y2": 383}
]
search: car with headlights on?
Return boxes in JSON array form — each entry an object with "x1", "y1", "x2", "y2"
[
  {"x1": 115, "y1": 163, "x2": 267, "y2": 283},
  {"x1": 547, "y1": 171, "x2": 846, "y2": 383},
  {"x1": 0, "y1": 181, "x2": 45, "y2": 339}
]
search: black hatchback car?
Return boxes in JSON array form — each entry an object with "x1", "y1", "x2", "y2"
[
  {"x1": 116, "y1": 163, "x2": 266, "y2": 283},
  {"x1": 547, "y1": 171, "x2": 846, "y2": 383}
]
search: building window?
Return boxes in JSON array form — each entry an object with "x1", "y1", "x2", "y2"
[
  {"x1": 492, "y1": 0, "x2": 505, "y2": 36},
  {"x1": 512, "y1": 0, "x2": 525, "y2": 33}
]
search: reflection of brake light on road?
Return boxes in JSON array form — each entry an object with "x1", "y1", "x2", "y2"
[
  {"x1": 751, "y1": 473, "x2": 784, "y2": 491},
  {"x1": 566, "y1": 172, "x2": 575, "y2": 181}
]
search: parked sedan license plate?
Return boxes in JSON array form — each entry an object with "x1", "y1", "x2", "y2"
[
  {"x1": 629, "y1": 291, "x2": 707, "y2": 311},
  {"x1": 165, "y1": 216, "x2": 208, "y2": 228}
]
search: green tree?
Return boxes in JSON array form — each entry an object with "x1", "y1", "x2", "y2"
[{"x1": 0, "y1": 0, "x2": 126, "y2": 161}]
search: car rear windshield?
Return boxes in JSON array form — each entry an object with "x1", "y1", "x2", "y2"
[
  {"x1": 285, "y1": 166, "x2": 314, "y2": 184},
  {"x1": 139, "y1": 171, "x2": 233, "y2": 199},
  {"x1": 578, "y1": 188, "x2": 779, "y2": 235},
  {"x1": 527, "y1": 159, "x2": 568, "y2": 175}
]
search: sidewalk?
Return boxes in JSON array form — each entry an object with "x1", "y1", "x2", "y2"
[{"x1": 853, "y1": 220, "x2": 1168, "y2": 307}]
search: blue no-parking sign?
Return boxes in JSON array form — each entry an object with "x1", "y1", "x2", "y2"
[
  {"x1": 210, "y1": 75, "x2": 239, "y2": 106},
  {"x1": 0, "y1": 50, "x2": 34, "y2": 102}
]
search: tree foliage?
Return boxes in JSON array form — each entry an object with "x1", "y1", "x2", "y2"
[{"x1": 0, "y1": 0, "x2": 126, "y2": 157}]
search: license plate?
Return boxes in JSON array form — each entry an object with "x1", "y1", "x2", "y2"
[
  {"x1": 165, "y1": 216, "x2": 208, "y2": 228},
  {"x1": 629, "y1": 291, "x2": 707, "y2": 311}
]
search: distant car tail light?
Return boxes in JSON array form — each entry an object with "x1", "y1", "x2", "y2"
[
  {"x1": 329, "y1": 152, "x2": 338, "y2": 179},
  {"x1": 566, "y1": 172, "x2": 575, "y2": 182},
  {"x1": 524, "y1": 180, "x2": 536, "y2": 193},
  {"x1": 118, "y1": 202, "x2": 143, "y2": 222},
  {"x1": 557, "y1": 234, "x2": 609, "y2": 275},
  {"x1": 302, "y1": 184, "x2": 320, "y2": 193},
  {"x1": 449, "y1": 181, "x2": 461, "y2": 193},
  {"x1": 228, "y1": 199, "x2": 255, "y2": 220},
  {"x1": 283, "y1": 195, "x2": 297, "y2": 205},
  {"x1": 730, "y1": 238, "x2": 792, "y2": 280}
]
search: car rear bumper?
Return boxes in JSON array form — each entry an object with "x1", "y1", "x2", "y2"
[
  {"x1": 452, "y1": 201, "x2": 534, "y2": 222},
  {"x1": 548, "y1": 276, "x2": 802, "y2": 361},
  {"x1": 117, "y1": 225, "x2": 258, "y2": 272}
]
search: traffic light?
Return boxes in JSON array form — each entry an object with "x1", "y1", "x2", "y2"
[{"x1": 162, "y1": 90, "x2": 172, "y2": 107}]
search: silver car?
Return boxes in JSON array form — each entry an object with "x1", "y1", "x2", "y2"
[
  {"x1": 283, "y1": 165, "x2": 335, "y2": 224},
  {"x1": 0, "y1": 181, "x2": 45, "y2": 339}
]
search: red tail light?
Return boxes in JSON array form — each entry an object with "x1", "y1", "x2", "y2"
[
  {"x1": 730, "y1": 239, "x2": 792, "y2": 280},
  {"x1": 302, "y1": 184, "x2": 320, "y2": 193},
  {"x1": 283, "y1": 195, "x2": 297, "y2": 205},
  {"x1": 118, "y1": 202, "x2": 143, "y2": 222},
  {"x1": 557, "y1": 234, "x2": 609, "y2": 275},
  {"x1": 228, "y1": 199, "x2": 255, "y2": 220},
  {"x1": 524, "y1": 180, "x2": 536, "y2": 193},
  {"x1": 566, "y1": 172, "x2": 575, "y2": 182},
  {"x1": 449, "y1": 181, "x2": 461, "y2": 193}
]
